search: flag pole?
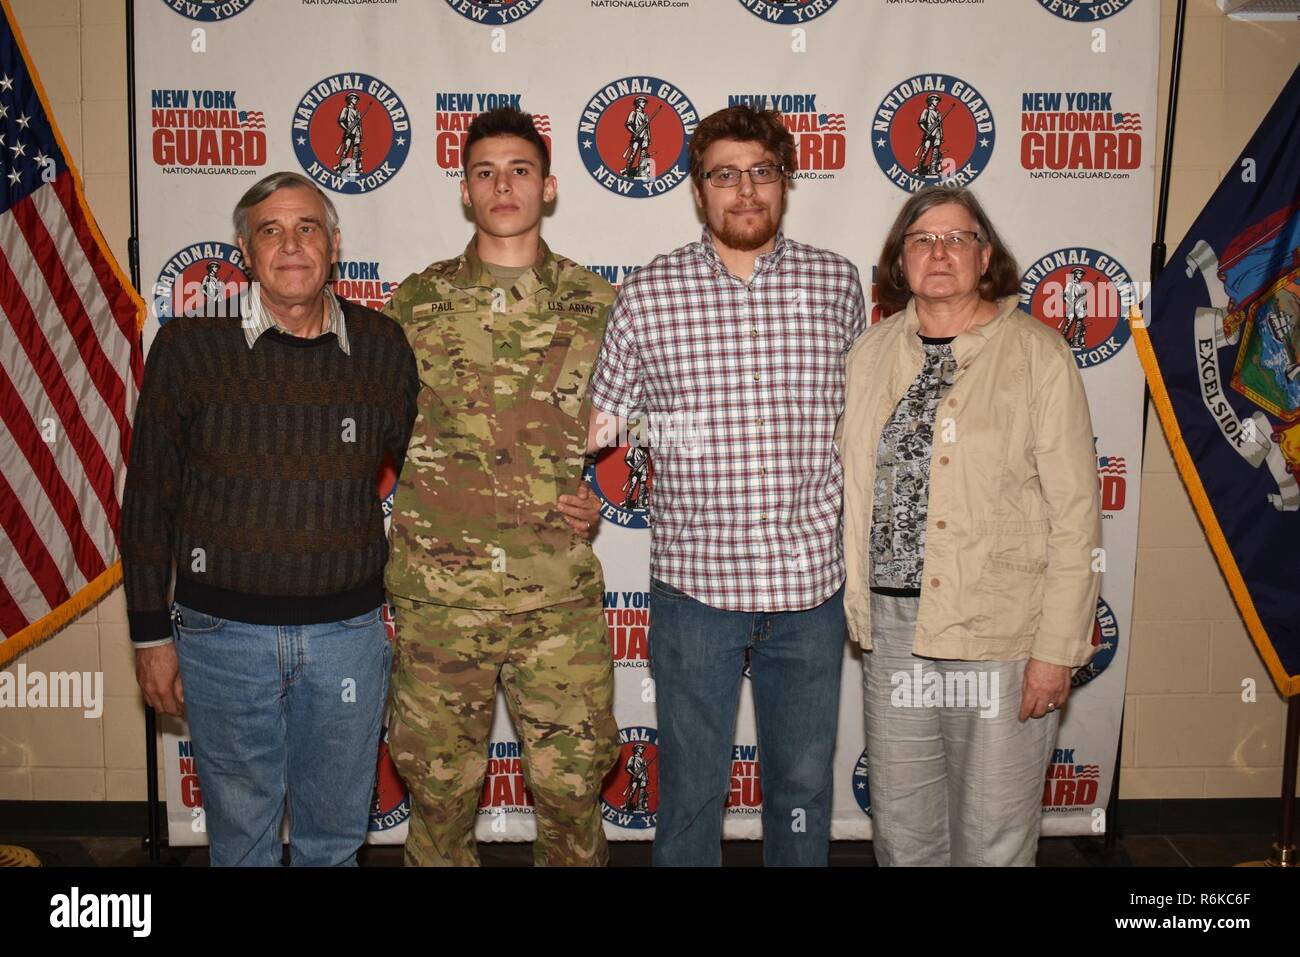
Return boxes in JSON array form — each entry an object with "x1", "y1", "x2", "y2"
[
  {"x1": 1145, "y1": 5, "x2": 1299, "y2": 869},
  {"x1": 1150, "y1": 0, "x2": 1188, "y2": 285},
  {"x1": 123, "y1": 0, "x2": 162, "y2": 866}
]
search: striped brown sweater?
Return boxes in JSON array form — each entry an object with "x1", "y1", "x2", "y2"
[{"x1": 120, "y1": 297, "x2": 418, "y2": 644}]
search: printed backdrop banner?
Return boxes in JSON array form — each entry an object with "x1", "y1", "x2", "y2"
[{"x1": 133, "y1": 0, "x2": 1156, "y2": 846}]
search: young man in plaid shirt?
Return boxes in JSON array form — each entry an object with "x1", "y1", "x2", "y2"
[{"x1": 588, "y1": 105, "x2": 867, "y2": 866}]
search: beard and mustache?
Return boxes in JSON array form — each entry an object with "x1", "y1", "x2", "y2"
[{"x1": 712, "y1": 199, "x2": 782, "y2": 252}]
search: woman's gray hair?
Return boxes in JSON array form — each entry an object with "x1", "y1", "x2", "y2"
[
  {"x1": 232, "y1": 171, "x2": 339, "y2": 249},
  {"x1": 875, "y1": 184, "x2": 1020, "y2": 318}
]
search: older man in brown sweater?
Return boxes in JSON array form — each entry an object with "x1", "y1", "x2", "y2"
[{"x1": 121, "y1": 171, "x2": 417, "y2": 866}]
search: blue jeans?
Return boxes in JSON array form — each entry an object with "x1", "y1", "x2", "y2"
[
  {"x1": 647, "y1": 579, "x2": 846, "y2": 866},
  {"x1": 173, "y1": 602, "x2": 390, "y2": 867}
]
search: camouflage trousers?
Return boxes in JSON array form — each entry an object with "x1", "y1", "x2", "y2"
[{"x1": 387, "y1": 594, "x2": 619, "y2": 866}]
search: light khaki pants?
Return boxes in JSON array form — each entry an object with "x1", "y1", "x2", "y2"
[{"x1": 863, "y1": 591, "x2": 1060, "y2": 867}]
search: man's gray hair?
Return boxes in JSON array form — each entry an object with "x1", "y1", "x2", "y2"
[{"x1": 232, "y1": 171, "x2": 339, "y2": 249}]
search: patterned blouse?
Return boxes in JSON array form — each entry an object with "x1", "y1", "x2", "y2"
[{"x1": 870, "y1": 336, "x2": 959, "y2": 592}]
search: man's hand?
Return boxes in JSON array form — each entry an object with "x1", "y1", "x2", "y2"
[
  {"x1": 136, "y1": 644, "x2": 185, "y2": 716},
  {"x1": 1019, "y1": 657, "x2": 1071, "y2": 721},
  {"x1": 558, "y1": 481, "x2": 602, "y2": 539}
]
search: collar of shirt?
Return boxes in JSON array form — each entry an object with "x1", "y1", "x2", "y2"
[
  {"x1": 899, "y1": 293, "x2": 1019, "y2": 368},
  {"x1": 452, "y1": 236, "x2": 561, "y2": 298},
  {"x1": 242, "y1": 283, "x2": 349, "y2": 355},
  {"x1": 693, "y1": 226, "x2": 790, "y2": 280}
]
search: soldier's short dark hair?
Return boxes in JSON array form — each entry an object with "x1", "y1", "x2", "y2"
[
  {"x1": 688, "y1": 105, "x2": 796, "y2": 187},
  {"x1": 463, "y1": 107, "x2": 551, "y2": 178},
  {"x1": 875, "y1": 184, "x2": 1020, "y2": 318}
]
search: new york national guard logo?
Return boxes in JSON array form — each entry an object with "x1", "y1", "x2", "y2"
[
  {"x1": 1183, "y1": 202, "x2": 1300, "y2": 511},
  {"x1": 1036, "y1": 0, "x2": 1134, "y2": 23},
  {"x1": 852, "y1": 748, "x2": 872, "y2": 816},
  {"x1": 1020, "y1": 247, "x2": 1136, "y2": 370},
  {"x1": 585, "y1": 444, "x2": 653, "y2": 529},
  {"x1": 444, "y1": 0, "x2": 545, "y2": 25},
  {"x1": 578, "y1": 76, "x2": 698, "y2": 198},
  {"x1": 872, "y1": 74, "x2": 995, "y2": 193},
  {"x1": 600, "y1": 727, "x2": 659, "y2": 829},
  {"x1": 369, "y1": 721, "x2": 411, "y2": 832},
  {"x1": 162, "y1": 0, "x2": 256, "y2": 21},
  {"x1": 152, "y1": 242, "x2": 249, "y2": 323},
  {"x1": 1070, "y1": 595, "x2": 1120, "y2": 690},
  {"x1": 736, "y1": 0, "x2": 841, "y2": 24},
  {"x1": 292, "y1": 74, "x2": 411, "y2": 194}
]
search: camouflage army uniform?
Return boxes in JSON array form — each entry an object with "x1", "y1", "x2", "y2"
[{"x1": 382, "y1": 238, "x2": 620, "y2": 867}]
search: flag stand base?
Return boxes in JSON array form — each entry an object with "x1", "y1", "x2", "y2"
[
  {"x1": 1238, "y1": 697, "x2": 1299, "y2": 867},
  {"x1": 1236, "y1": 842, "x2": 1294, "y2": 867},
  {"x1": 0, "y1": 844, "x2": 41, "y2": 866}
]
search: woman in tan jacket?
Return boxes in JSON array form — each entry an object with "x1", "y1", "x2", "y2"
[{"x1": 840, "y1": 185, "x2": 1101, "y2": 866}]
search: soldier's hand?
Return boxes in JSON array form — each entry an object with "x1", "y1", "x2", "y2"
[
  {"x1": 558, "y1": 481, "x2": 601, "y2": 539},
  {"x1": 135, "y1": 643, "x2": 185, "y2": 717}
]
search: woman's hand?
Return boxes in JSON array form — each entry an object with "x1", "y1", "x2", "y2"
[{"x1": 1019, "y1": 658, "x2": 1070, "y2": 721}]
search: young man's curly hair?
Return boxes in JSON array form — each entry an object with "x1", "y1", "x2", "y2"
[{"x1": 688, "y1": 106, "x2": 796, "y2": 187}]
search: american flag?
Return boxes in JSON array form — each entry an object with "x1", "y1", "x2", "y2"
[
  {"x1": 1097, "y1": 455, "x2": 1127, "y2": 475},
  {"x1": 0, "y1": 9, "x2": 143, "y2": 667},
  {"x1": 821, "y1": 113, "x2": 846, "y2": 132},
  {"x1": 1114, "y1": 112, "x2": 1142, "y2": 131},
  {"x1": 238, "y1": 110, "x2": 265, "y2": 129}
]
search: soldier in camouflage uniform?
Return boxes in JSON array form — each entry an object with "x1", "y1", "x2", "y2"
[{"x1": 382, "y1": 107, "x2": 620, "y2": 866}]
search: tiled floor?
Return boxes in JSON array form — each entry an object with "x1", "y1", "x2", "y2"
[{"x1": 0, "y1": 833, "x2": 1283, "y2": 867}]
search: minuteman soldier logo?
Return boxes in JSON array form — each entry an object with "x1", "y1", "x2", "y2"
[
  {"x1": 292, "y1": 74, "x2": 411, "y2": 194},
  {"x1": 1071, "y1": 595, "x2": 1120, "y2": 690},
  {"x1": 152, "y1": 241, "x2": 249, "y2": 323},
  {"x1": 162, "y1": 0, "x2": 256, "y2": 21},
  {"x1": 1019, "y1": 247, "x2": 1136, "y2": 370},
  {"x1": 600, "y1": 727, "x2": 659, "y2": 829},
  {"x1": 444, "y1": 0, "x2": 546, "y2": 25},
  {"x1": 872, "y1": 74, "x2": 996, "y2": 193},
  {"x1": 578, "y1": 76, "x2": 698, "y2": 198},
  {"x1": 586, "y1": 444, "x2": 653, "y2": 529},
  {"x1": 736, "y1": 0, "x2": 841, "y2": 24}
]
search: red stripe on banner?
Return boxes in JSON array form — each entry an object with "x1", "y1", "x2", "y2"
[
  {"x1": 0, "y1": 246, "x2": 121, "y2": 535},
  {"x1": 0, "y1": 467, "x2": 71, "y2": 610},
  {"x1": 0, "y1": 362, "x2": 108, "y2": 584},
  {"x1": 0, "y1": 573, "x2": 31, "y2": 637},
  {"x1": 52, "y1": 175, "x2": 141, "y2": 387},
  {"x1": 12, "y1": 193, "x2": 130, "y2": 466}
]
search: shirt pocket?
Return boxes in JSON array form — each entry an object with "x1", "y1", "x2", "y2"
[
  {"x1": 975, "y1": 519, "x2": 1049, "y2": 639},
  {"x1": 407, "y1": 307, "x2": 484, "y2": 399},
  {"x1": 528, "y1": 316, "x2": 590, "y2": 420}
]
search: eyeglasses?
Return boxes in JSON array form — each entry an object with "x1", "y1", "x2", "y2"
[
  {"x1": 902, "y1": 230, "x2": 984, "y2": 252},
  {"x1": 701, "y1": 164, "x2": 785, "y2": 188}
]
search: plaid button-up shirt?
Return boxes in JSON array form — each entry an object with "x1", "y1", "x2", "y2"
[{"x1": 589, "y1": 230, "x2": 866, "y2": 612}]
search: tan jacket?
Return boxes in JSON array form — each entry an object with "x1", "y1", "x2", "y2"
[{"x1": 837, "y1": 295, "x2": 1101, "y2": 666}]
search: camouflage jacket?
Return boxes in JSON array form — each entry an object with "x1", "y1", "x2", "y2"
[{"x1": 383, "y1": 238, "x2": 615, "y2": 612}]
